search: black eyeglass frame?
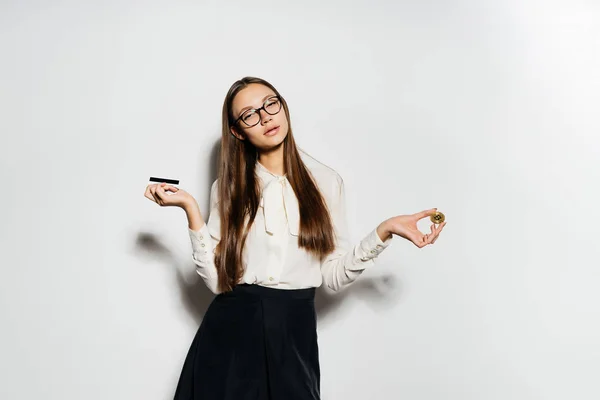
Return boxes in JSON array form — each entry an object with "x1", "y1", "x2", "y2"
[{"x1": 233, "y1": 95, "x2": 283, "y2": 127}]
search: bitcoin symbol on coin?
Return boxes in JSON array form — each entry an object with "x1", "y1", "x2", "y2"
[{"x1": 430, "y1": 211, "x2": 445, "y2": 224}]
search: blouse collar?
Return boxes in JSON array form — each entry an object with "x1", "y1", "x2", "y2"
[{"x1": 255, "y1": 160, "x2": 300, "y2": 236}]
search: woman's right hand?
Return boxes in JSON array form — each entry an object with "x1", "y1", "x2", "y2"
[{"x1": 144, "y1": 183, "x2": 195, "y2": 209}]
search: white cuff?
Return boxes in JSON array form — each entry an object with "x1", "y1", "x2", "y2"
[
  {"x1": 355, "y1": 228, "x2": 392, "y2": 262},
  {"x1": 188, "y1": 223, "x2": 213, "y2": 261}
]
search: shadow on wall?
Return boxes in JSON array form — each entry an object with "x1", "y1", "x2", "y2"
[{"x1": 136, "y1": 138, "x2": 405, "y2": 328}]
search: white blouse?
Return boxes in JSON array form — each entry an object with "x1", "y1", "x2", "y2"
[{"x1": 188, "y1": 150, "x2": 393, "y2": 294}]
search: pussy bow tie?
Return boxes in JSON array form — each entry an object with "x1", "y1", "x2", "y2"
[{"x1": 259, "y1": 175, "x2": 300, "y2": 236}]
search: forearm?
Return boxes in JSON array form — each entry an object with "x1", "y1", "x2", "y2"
[
  {"x1": 188, "y1": 224, "x2": 220, "y2": 294},
  {"x1": 185, "y1": 202, "x2": 219, "y2": 294},
  {"x1": 322, "y1": 226, "x2": 393, "y2": 291},
  {"x1": 376, "y1": 219, "x2": 393, "y2": 242},
  {"x1": 184, "y1": 200, "x2": 205, "y2": 232}
]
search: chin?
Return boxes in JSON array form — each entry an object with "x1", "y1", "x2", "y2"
[{"x1": 260, "y1": 132, "x2": 287, "y2": 150}]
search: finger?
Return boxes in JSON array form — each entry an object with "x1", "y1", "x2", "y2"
[
  {"x1": 430, "y1": 225, "x2": 440, "y2": 243},
  {"x1": 419, "y1": 225, "x2": 434, "y2": 239},
  {"x1": 412, "y1": 236, "x2": 424, "y2": 248},
  {"x1": 144, "y1": 185, "x2": 155, "y2": 202},
  {"x1": 149, "y1": 186, "x2": 161, "y2": 205},
  {"x1": 435, "y1": 221, "x2": 446, "y2": 234},
  {"x1": 425, "y1": 233, "x2": 433, "y2": 245},
  {"x1": 431, "y1": 223, "x2": 441, "y2": 237},
  {"x1": 156, "y1": 185, "x2": 174, "y2": 204},
  {"x1": 425, "y1": 226, "x2": 436, "y2": 245},
  {"x1": 157, "y1": 184, "x2": 167, "y2": 202},
  {"x1": 155, "y1": 185, "x2": 165, "y2": 202},
  {"x1": 144, "y1": 184, "x2": 154, "y2": 196},
  {"x1": 431, "y1": 222, "x2": 446, "y2": 243},
  {"x1": 408, "y1": 232, "x2": 426, "y2": 248},
  {"x1": 414, "y1": 208, "x2": 438, "y2": 220},
  {"x1": 144, "y1": 193, "x2": 157, "y2": 203},
  {"x1": 427, "y1": 233, "x2": 435, "y2": 245},
  {"x1": 420, "y1": 225, "x2": 436, "y2": 246},
  {"x1": 409, "y1": 227, "x2": 429, "y2": 248}
]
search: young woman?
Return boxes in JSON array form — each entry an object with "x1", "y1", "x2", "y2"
[{"x1": 144, "y1": 76, "x2": 446, "y2": 400}]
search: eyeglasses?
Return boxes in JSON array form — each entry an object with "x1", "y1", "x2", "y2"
[{"x1": 234, "y1": 95, "x2": 283, "y2": 127}]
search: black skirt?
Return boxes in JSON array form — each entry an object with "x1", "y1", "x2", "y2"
[{"x1": 173, "y1": 283, "x2": 320, "y2": 400}]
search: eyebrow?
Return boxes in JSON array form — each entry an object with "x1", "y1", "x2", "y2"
[{"x1": 238, "y1": 94, "x2": 276, "y2": 114}]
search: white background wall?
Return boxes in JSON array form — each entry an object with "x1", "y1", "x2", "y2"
[{"x1": 1, "y1": 0, "x2": 599, "y2": 399}]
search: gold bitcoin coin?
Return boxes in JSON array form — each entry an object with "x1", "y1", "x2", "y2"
[{"x1": 430, "y1": 211, "x2": 445, "y2": 224}]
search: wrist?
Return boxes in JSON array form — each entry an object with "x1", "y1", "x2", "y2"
[
  {"x1": 182, "y1": 199, "x2": 199, "y2": 214},
  {"x1": 376, "y1": 219, "x2": 393, "y2": 242}
]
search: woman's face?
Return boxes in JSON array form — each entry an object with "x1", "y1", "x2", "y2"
[{"x1": 230, "y1": 83, "x2": 289, "y2": 150}]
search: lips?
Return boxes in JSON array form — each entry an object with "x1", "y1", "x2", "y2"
[{"x1": 264, "y1": 126, "x2": 280, "y2": 135}]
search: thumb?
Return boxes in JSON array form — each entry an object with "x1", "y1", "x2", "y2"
[
  {"x1": 164, "y1": 185, "x2": 179, "y2": 192},
  {"x1": 415, "y1": 208, "x2": 437, "y2": 219}
]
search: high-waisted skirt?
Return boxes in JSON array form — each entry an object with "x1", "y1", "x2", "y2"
[{"x1": 173, "y1": 283, "x2": 320, "y2": 400}]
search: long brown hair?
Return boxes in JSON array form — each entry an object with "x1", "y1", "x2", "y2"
[{"x1": 214, "y1": 76, "x2": 336, "y2": 293}]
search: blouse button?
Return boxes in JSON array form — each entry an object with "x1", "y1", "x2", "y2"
[
  {"x1": 201, "y1": 243, "x2": 205, "y2": 247},
  {"x1": 370, "y1": 249, "x2": 376, "y2": 254},
  {"x1": 268, "y1": 276, "x2": 274, "y2": 281},
  {"x1": 199, "y1": 234, "x2": 204, "y2": 239}
]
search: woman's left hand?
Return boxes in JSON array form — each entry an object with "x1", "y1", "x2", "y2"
[{"x1": 381, "y1": 208, "x2": 446, "y2": 248}]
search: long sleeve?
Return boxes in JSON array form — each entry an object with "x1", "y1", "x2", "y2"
[
  {"x1": 188, "y1": 180, "x2": 221, "y2": 294},
  {"x1": 320, "y1": 175, "x2": 392, "y2": 291}
]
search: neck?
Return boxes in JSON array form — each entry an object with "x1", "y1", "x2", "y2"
[{"x1": 257, "y1": 146, "x2": 285, "y2": 176}]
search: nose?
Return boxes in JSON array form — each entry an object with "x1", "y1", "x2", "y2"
[{"x1": 259, "y1": 109, "x2": 272, "y2": 125}]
